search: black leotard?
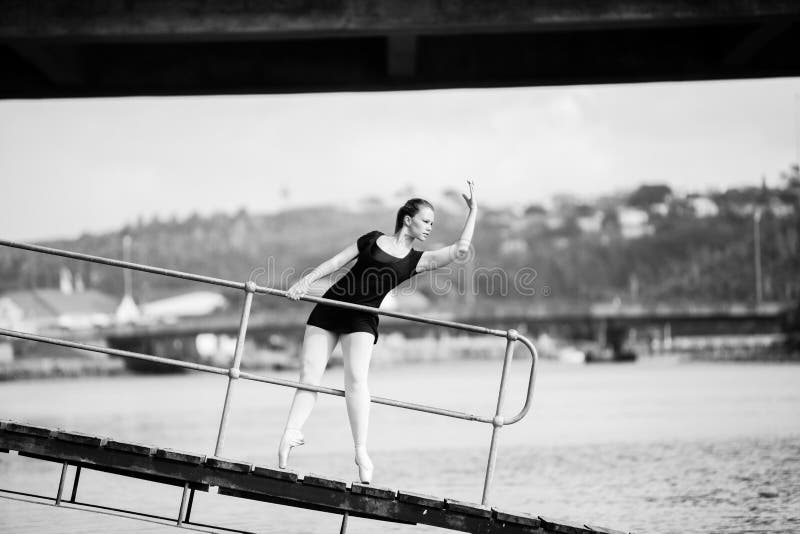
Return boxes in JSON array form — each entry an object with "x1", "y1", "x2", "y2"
[{"x1": 305, "y1": 230, "x2": 424, "y2": 344}]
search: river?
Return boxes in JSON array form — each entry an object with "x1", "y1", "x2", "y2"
[{"x1": 1, "y1": 357, "x2": 799, "y2": 533}]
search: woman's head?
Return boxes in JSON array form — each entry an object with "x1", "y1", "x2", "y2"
[{"x1": 395, "y1": 198, "x2": 435, "y2": 239}]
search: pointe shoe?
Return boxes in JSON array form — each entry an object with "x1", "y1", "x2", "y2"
[
  {"x1": 354, "y1": 448, "x2": 374, "y2": 484},
  {"x1": 278, "y1": 428, "x2": 304, "y2": 469}
]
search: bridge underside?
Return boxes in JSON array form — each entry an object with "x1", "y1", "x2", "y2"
[{"x1": 1, "y1": 1, "x2": 799, "y2": 98}]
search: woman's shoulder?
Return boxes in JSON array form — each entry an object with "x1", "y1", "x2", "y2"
[{"x1": 356, "y1": 229, "x2": 383, "y2": 252}]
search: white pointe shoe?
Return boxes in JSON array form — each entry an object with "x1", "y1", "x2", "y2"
[
  {"x1": 278, "y1": 428, "x2": 304, "y2": 469},
  {"x1": 354, "y1": 448, "x2": 373, "y2": 484}
]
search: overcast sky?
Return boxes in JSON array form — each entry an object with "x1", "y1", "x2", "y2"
[{"x1": 1, "y1": 76, "x2": 799, "y2": 242}]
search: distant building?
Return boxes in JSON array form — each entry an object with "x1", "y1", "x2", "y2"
[
  {"x1": 115, "y1": 294, "x2": 142, "y2": 324},
  {"x1": 650, "y1": 202, "x2": 669, "y2": 216},
  {"x1": 576, "y1": 210, "x2": 604, "y2": 233},
  {"x1": 768, "y1": 197, "x2": 795, "y2": 218},
  {"x1": 616, "y1": 207, "x2": 653, "y2": 239},
  {"x1": 140, "y1": 290, "x2": 228, "y2": 321},
  {"x1": 0, "y1": 288, "x2": 118, "y2": 333},
  {"x1": 688, "y1": 195, "x2": 719, "y2": 218}
]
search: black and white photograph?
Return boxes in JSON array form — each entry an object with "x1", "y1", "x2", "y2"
[{"x1": 1, "y1": 2, "x2": 799, "y2": 533}]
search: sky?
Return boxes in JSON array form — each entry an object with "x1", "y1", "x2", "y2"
[{"x1": 1, "y1": 76, "x2": 799, "y2": 242}]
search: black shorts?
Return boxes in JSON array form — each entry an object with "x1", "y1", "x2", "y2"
[{"x1": 306, "y1": 303, "x2": 379, "y2": 344}]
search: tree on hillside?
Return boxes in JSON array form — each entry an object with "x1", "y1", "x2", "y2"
[{"x1": 628, "y1": 184, "x2": 672, "y2": 209}]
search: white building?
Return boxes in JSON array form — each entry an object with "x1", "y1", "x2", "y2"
[
  {"x1": 140, "y1": 290, "x2": 228, "y2": 321},
  {"x1": 617, "y1": 207, "x2": 653, "y2": 239},
  {"x1": 0, "y1": 288, "x2": 118, "y2": 333},
  {"x1": 688, "y1": 196, "x2": 719, "y2": 218}
]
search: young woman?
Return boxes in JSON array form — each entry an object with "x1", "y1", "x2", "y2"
[{"x1": 280, "y1": 180, "x2": 477, "y2": 483}]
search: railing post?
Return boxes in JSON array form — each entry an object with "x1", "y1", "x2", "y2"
[
  {"x1": 214, "y1": 281, "x2": 255, "y2": 457},
  {"x1": 481, "y1": 329, "x2": 518, "y2": 505},
  {"x1": 69, "y1": 465, "x2": 81, "y2": 503},
  {"x1": 177, "y1": 482, "x2": 190, "y2": 526},
  {"x1": 55, "y1": 462, "x2": 69, "y2": 505}
]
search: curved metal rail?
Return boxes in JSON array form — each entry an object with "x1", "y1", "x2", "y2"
[{"x1": 0, "y1": 237, "x2": 539, "y2": 504}]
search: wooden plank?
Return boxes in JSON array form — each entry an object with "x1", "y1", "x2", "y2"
[
  {"x1": 5, "y1": 422, "x2": 53, "y2": 438},
  {"x1": 105, "y1": 439, "x2": 156, "y2": 456},
  {"x1": 55, "y1": 430, "x2": 104, "y2": 447},
  {"x1": 18, "y1": 451, "x2": 67, "y2": 463},
  {"x1": 73, "y1": 461, "x2": 209, "y2": 491},
  {"x1": 585, "y1": 526, "x2": 627, "y2": 534},
  {"x1": 154, "y1": 448, "x2": 205, "y2": 465},
  {"x1": 2, "y1": 431, "x2": 208, "y2": 486},
  {"x1": 252, "y1": 465, "x2": 299, "y2": 483},
  {"x1": 445, "y1": 498, "x2": 492, "y2": 518},
  {"x1": 539, "y1": 516, "x2": 593, "y2": 534},
  {"x1": 493, "y1": 507, "x2": 543, "y2": 528},
  {"x1": 302, "y1": 473, "x2": 348, "y2": 492},
  {"x1": 397, "y1": 490, "x2": 445, "y2": 509},
  {"x1": 350, "y1": 482, "x2": 396, "y2": 500},
  {"x1": 217, "y1": 486, "x2": 415, "y2": 525},
  {"x1": 205, "y1": 456, "x2": 252, "y2": 473}
]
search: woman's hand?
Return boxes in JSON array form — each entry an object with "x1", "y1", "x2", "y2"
[
  {"x1": 286, "y1": 278, "x2": 311, "y2": 300},
  {"x1": 462, "y1": 179, "x2": 476, "y2": 210}
]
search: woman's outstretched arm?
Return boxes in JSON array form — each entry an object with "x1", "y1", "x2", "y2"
[
  {"x1": 286, "y1": 242, "x2": 359, "y2": 300},
  {"x1": 417, "y1": 180, "x2": 477, "y2": 273}
]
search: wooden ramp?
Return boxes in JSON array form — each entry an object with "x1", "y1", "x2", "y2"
[{"x1": 0, "y1": 421, "x2": 629, "y2": 534}]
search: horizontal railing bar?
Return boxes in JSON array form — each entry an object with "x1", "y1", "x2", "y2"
[
  {"x1": 0, "y1": 327, "x2": 229, "y2": 376},
  {"x1": 237, "y1": 370, "x2": 492, "y2": 423},
  {"x1": 0, "y1": 327, "x2": 492, "y2": 423},
  {"x1": 254, "y1": 284, "x2": 508, "y2": 337},
  {"x1": 0, "y1": 238, "x2": 508, "y2": 338},
  {"x1": 0, "y1": 488, "x2": 56, "y2": 501},
  {"x1": 0, "y1": 238, "x2": 244, "y2": 290}
]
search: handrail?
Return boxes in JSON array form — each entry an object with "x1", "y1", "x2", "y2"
[
  {"x1": 0, "y1": 238, "x2": 508, "y2": 337},
  {"x1": 0, "y1": 237, "x2": 539, "y2": 505},
  {"x1": 0, "y1": 326, "x2": 493, "y2": 424}
]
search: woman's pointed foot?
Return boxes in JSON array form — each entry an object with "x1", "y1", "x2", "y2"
[
  {"x1": 354, "y1": 447, "x2": 373, "y2": 484},
  {"x1": 278, "y1": 428, "x2": 304, "y2": 469}
]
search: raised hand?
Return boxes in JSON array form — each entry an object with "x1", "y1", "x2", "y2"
[{"x1": 462, "y1": 179, "x2": 476, "y2": 210}]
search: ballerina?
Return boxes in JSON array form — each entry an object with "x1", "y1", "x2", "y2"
[{"x1": 280, "y1": 180, "x2": 477, "y2": 483}]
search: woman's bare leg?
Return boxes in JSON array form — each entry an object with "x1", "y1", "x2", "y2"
[
  {"x1": 279, "y1": 325, "x2": 339, "y2": 467},
  {"x1": 340, "y1": 331, "x2": 375, "y2": 482}
]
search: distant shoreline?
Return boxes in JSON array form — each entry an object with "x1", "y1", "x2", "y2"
[{"x1": 2, "y1": 339, "x2": 798, "y2": 381}]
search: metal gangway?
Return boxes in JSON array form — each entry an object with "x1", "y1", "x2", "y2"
[{"x1": 0, "y1": 238, "x2": 622, "y2": 534}]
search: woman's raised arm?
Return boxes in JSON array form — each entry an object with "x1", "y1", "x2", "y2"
[{"x1": 417, "y1": 180, "x2": 477, "y2": 273}]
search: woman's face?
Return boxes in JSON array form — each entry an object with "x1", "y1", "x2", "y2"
[{"x1": 407, "y1": 206, "x2": 435, "y2": 240}]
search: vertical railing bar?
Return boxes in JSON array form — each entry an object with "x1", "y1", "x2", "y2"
[
  {"x1": 69, "y1": 465, "x2": 81, "y2": 503},
  {"x1": 214, "y1": 282, "x2": 255, "y2": 457},
  {"x1": 481, "y1": 330, "x2": 518, "y2": 505},
  {"x1": 177, "y1": 482, "x2": 190, "y2": 526},
  {"x1": 185, "y1": 488, "x2": 196, "y2": 523},
  {"x1": 55, "y1": 462, "x2": 69, "y2": 505}
]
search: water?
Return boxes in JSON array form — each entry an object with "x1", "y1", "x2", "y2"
[{"x1": 1, "y1": 358, "x2": 799, "y2": 533}]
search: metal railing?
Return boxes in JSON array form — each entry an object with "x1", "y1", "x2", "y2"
[{"x1": 0, "y1": 237, "x2": 538, "y2": 505}]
